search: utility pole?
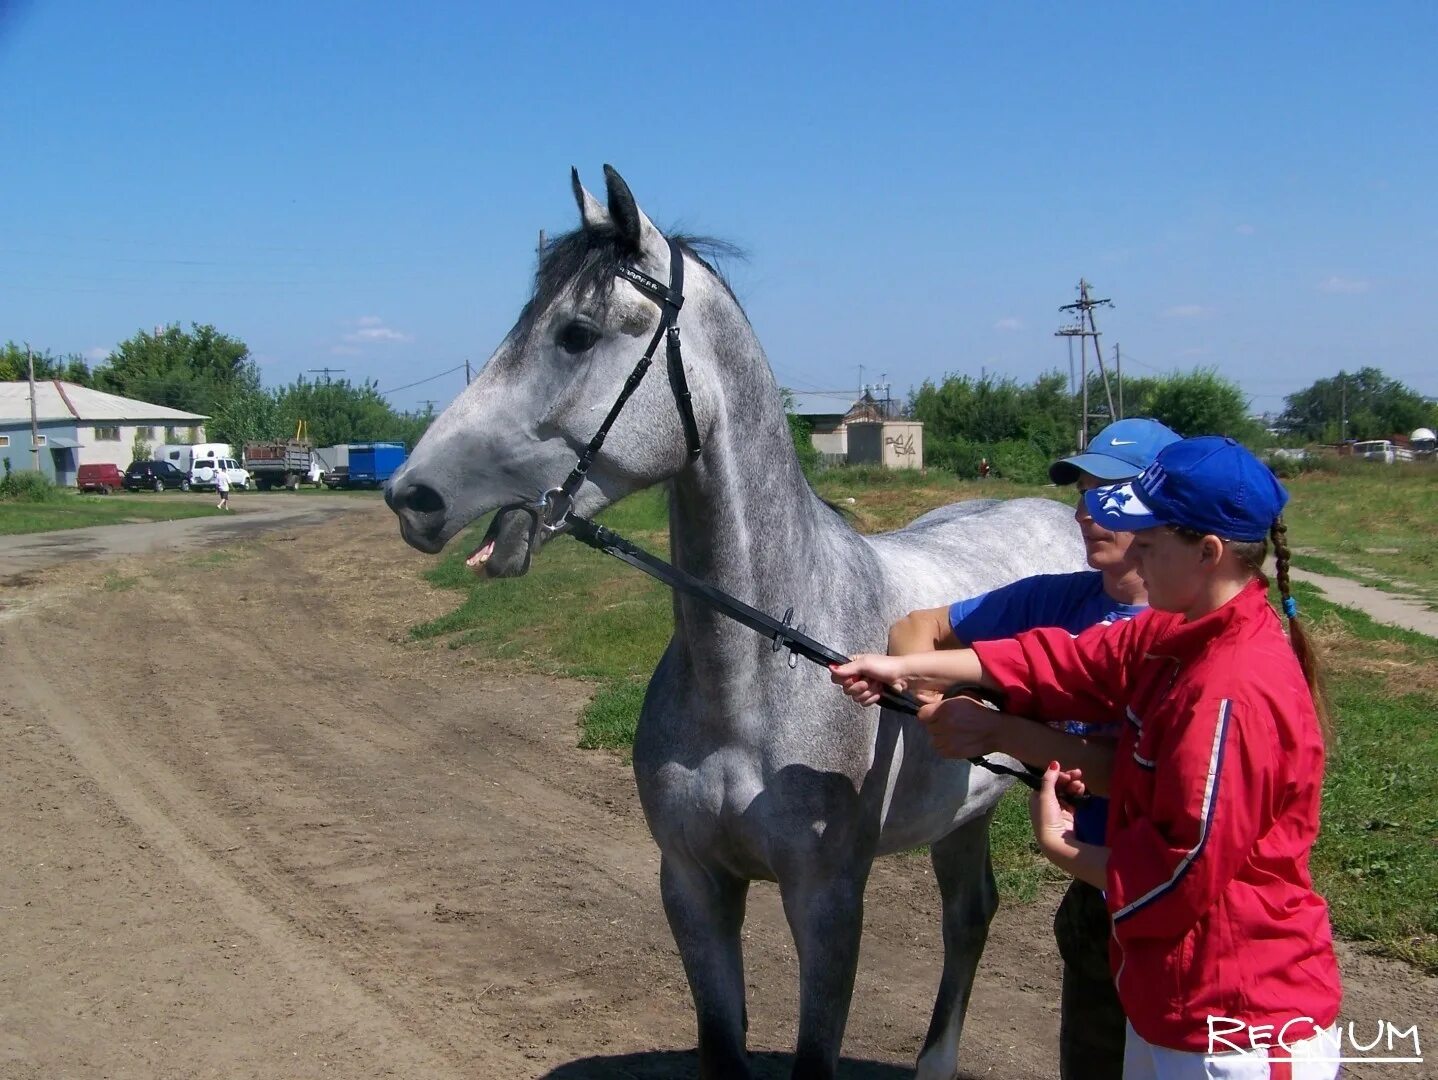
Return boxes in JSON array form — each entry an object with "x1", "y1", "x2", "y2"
[
  {"x1": 1334, "y1": 371, "x2": 1345, "y2": 440},
  {"x1": 1114, "y1": 342, "x2": 1124, "y2": 420},
  {"x1": 538, "y1": 230, "x2": 546, "y2": 259},
  {"x1": 26, "y1": 343, "x2": 39, "y2": 471},
  {"x1": 1055, "y1": 279, "x2": 1115, "y2": 448},
  {"x1": 465, "y1": 357, "x2": 472, "y2": 386},
  {"x1": 308, "y1": 367, "x2": 345, "y2": 382}
]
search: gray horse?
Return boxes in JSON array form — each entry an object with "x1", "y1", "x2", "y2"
[{"x1": 387, "y1": 166, "x2": 1084, "y2": 1079}]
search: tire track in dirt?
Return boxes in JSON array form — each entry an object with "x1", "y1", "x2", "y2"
[{"x1": 1, "y1": 629, "x2": 527, "y2": 1080}]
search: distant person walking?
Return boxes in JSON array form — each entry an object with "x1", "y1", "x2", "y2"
[
  {"x1": 215, "y1": 467, "x2": 232, "y2": 511},
  {"x1": 978, "y1": 457, "x2": 991, "y2": 480}
]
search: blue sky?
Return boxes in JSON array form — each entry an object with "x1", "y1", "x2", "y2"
[{"x1": 2, "y1": 1, "x2": 1434, "y2": 416}]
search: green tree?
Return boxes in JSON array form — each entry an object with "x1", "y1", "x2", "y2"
[
  {"x1": 92, "y1": 323, "x2": 255, "y2": 413},
  {"x1": 1127, "y1": 369, "x2": 1258, "y2": 442},
  {"x1": 1280, "y1": 368, "x2": 1437, "y2": 442},
  {"x1": 0, "y1": 342, "x2": 93, "y2": 385},
  {"x1": 272, "y1": 376, "x2": 435, "y2": 448}
]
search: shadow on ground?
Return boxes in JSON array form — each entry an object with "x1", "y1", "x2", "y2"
[{"x1": 540, "y1": 1049, "x2": 933, "y2": 1078}]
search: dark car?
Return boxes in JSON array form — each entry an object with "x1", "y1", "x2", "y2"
[
  {"x1": 77, "y1": 463, "x2": 125, "y2": 494},
  {"x1": 122, "y1": 460, "x2": 191, "y2": 492}
]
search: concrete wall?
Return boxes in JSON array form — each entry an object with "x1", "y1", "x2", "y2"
[
  {"x1": 845, "y1": 420, "x2": 923, "y2": 469},
  {"x1": 810, "y1": 428, "x2": 848, "y2": 456}
]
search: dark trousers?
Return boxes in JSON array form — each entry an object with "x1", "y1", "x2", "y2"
[{"x1": 1053, "y1": 879, "x2": 1127, "y2": 1080}]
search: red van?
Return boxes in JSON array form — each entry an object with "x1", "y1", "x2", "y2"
[{"x1": 77, "y1": 463, "x2": 124, "y2": 494}]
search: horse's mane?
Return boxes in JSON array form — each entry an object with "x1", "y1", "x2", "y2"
[{"x1": 515, "y1": 226, "x2": 744, "y2": 345}]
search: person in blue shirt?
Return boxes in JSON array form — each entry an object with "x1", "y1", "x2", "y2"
[{"x1": 887, "y1": 416, "x2": 1180, "y2": 1080}]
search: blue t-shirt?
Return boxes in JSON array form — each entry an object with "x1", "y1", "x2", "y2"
[{"x1": 948, "y1": 570, "x2": 1145, "y2": 844}]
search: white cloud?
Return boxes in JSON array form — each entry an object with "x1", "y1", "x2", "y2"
[
  {"x1": 339, "y1": 316, "x2": 411, "y2": 345},
  {"x1": 84, "y1": 346, "x2": 110, "y2": 362},
  {"x1": 1235, "y1": 223, "x2": 1255, "y2": 236},
  {"x1": 1317, "y1": 276, "x2": 1371, "y2": 294},
  {"x1": 348, "y1": 326, "x2": 409, "y2": 343},
  {"x1": 994, "y1": 317, "x2": 1023, "y2": 331},
  {"x1": 1162, "y1": 304, "x2": 1211, "y2": 319}
]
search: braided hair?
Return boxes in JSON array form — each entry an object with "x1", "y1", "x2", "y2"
[
  {"x1": 1176, "y1": 516, "x2": 1332, "y2": 743},
  {"x1": 1268, "y1": 516, "x2": 1332, "y2": 742}
]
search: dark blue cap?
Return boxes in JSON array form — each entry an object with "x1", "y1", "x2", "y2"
[
  {"x1": 1084, "y1": 436, "x2": 1290, "y2": 542},
  {"x1": 1049, "y1": 417, "x2": 1182, "y2": 485}
]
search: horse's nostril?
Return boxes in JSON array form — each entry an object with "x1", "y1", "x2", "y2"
[{"x1": 404, "y1": 483, "x2": 446, "y2": 515}]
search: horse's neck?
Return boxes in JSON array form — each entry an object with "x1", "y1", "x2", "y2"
[{"x1": 666, "y1": 323, "x2": 868, "y2": 631}]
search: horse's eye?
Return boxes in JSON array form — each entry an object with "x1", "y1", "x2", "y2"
[{"x1": 558, "y1": 322, "x2": 601, "y2": 355}]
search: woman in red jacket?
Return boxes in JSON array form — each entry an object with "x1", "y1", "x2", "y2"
[{"x1": 833, "y1": 436, "x2": 1342, "y2": 1079}]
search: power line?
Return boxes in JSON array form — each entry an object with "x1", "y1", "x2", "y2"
[{"x1": 377, "y1": 363, "x2": 466, "y2": 397}]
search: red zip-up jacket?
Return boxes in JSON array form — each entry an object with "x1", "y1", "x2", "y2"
[{"x1": 973, "y1": 579, "x2": 1341, "y2": 1051}]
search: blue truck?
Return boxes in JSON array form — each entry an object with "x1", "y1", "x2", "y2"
[{"x1": 343, "y1": 442, "x2": 407, "y2": 488}]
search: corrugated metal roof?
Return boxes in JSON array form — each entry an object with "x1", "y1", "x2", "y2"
[
  {"x1": 785, "y1": 391, "x2": 864, "y2": 417},
  {"x1": 0, "y1": 381, "x2": 209, "y2": 423}
]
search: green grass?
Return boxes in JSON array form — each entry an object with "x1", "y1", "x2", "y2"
[
  {"x1": 412, "y1": 488, "x2": 673, "y2": 747},
  {"x1": 1283, "y1": 465, "x2": 1438, "y2": 606},
  {"x1": 0, "y1": 490, "x2": 222, "y2": 534},
  {"x1": 1288, "y1": 579, "x2": 1438, "y2": 971},
  {"x1": 184, "y1": 548, "x2": 252, "y2": 568},
  {"x1": 412, "y1": 470, "x2": 1438, "y2": 970}
]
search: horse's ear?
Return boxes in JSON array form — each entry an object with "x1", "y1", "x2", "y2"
[
  {"x1": 603, "y1": 164, "x2": 662, "y2": 255},
  {"x1": 571, "y1": 167, "x2": 608, "y2": 233}
]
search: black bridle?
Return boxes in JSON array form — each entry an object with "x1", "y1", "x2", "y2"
[
  {"x1": 509, "y1": 238, "x2": 1046, "y2": 794},
  {"x1": 524, "y1": 237, "x2": 699, "y2": 542}
]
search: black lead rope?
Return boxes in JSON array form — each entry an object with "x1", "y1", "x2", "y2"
[{"x1": 565, "y1": 515, "x2": 1047, "y2": 794}]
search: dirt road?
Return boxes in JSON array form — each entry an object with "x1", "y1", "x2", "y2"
[
  {"x1": 1, "y1": 504, "x2": 1431, "y2": 1079},
  {"x1": 0, "y1": 494, "x2": 367, "y2": 580}
]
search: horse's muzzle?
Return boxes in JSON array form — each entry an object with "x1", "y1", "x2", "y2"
[{"x1": 386, "y1": 476, "x2": 449, "y2": 553}]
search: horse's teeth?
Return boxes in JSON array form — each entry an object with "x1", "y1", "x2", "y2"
[{"x1": 466, "y1": 541, "x2": 495, "y2": 570}]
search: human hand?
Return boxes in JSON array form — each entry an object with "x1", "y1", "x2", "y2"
[
  {"x1": 1029, "y1": 762, "x2": 1078, "y2": 860},
  {"x1": 829, "y1": 654, "x2": 910, "y2": 707},
  {"x1": 916, "y1": 695, "x2": 1002, "y2": 759}
]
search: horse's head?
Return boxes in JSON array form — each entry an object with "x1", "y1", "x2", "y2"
[{"x1": 387, "y1": 166, "x2": 726, "y2": 576}]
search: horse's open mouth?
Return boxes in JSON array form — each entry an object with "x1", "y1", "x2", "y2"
[{"x1": 464, "y1": 505, "x2": 542, "y2": 579}]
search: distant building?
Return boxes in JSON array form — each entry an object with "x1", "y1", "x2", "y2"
[
  {"x1": 0, "y1": 381, "x2": 208, "y2": 485},
  {"x1": 785, "y1": 389, "x2": 920, "y2": 467}
]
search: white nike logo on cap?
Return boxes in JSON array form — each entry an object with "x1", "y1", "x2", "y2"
[{"x1": 1110, "y1": 439, "x2": 1136, "y2": 446}]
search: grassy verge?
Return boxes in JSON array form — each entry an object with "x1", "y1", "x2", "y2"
[
  {"x1": 0, "y1": 491, "x2": 222, "y2": 534},
  {"x1": 413, "y1": 474, "x2": 1436, "y2": 970},
  {"x1": 1283, "y1": 466, "x2": 1438, "y2": 607}
]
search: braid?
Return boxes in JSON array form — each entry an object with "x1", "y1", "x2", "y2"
[{"x1": 1271, "y1": 516, "x2": 1333, "y2": 744}]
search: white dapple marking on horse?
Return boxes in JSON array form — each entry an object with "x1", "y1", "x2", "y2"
[{"x1": 388, "y1": 166, "x2": 1084, "y2": 1079}]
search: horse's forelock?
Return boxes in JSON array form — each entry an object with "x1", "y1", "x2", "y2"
[{"x1": 518, "y1": 227, "x2": 747, "y2": 348}]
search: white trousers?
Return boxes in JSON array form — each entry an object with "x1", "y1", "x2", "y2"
[{"x1": 1124, "y1": 1022, "x2": 1341, "y2": 1079}]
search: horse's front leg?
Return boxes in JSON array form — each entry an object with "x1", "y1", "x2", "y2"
[
  {"x1": 660, "y1": 853, "x2": 752, "y2": 1080},
  {"x1": 915, "y1": 807, "x2": 1000, "y2": 1080},
  {"x1": 777, "y1": 860, "x2": 871, "y2": 1080}
]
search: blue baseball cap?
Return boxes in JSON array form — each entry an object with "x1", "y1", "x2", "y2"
[
  {"x1": 1084, "y1": 436, "x2": 1290, "y2": 542},
  {"x1": 1049, "y1": 417, "x2": 1181, "y2": 485}
]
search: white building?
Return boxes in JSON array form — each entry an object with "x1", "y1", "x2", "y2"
[{"x1": 0, "y1": 381, "x2": 208, "y2": 485}]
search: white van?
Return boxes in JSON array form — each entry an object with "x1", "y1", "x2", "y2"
[
  {"x1": 156, "y1": 442, "x2": 232, "y2": 474},
  {"x1": 1352, "y1": 440, "x2": 1413, "y2": 464},
  {"x1": 190, "y1": 456, "x2": 252, "y2": 490}
]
